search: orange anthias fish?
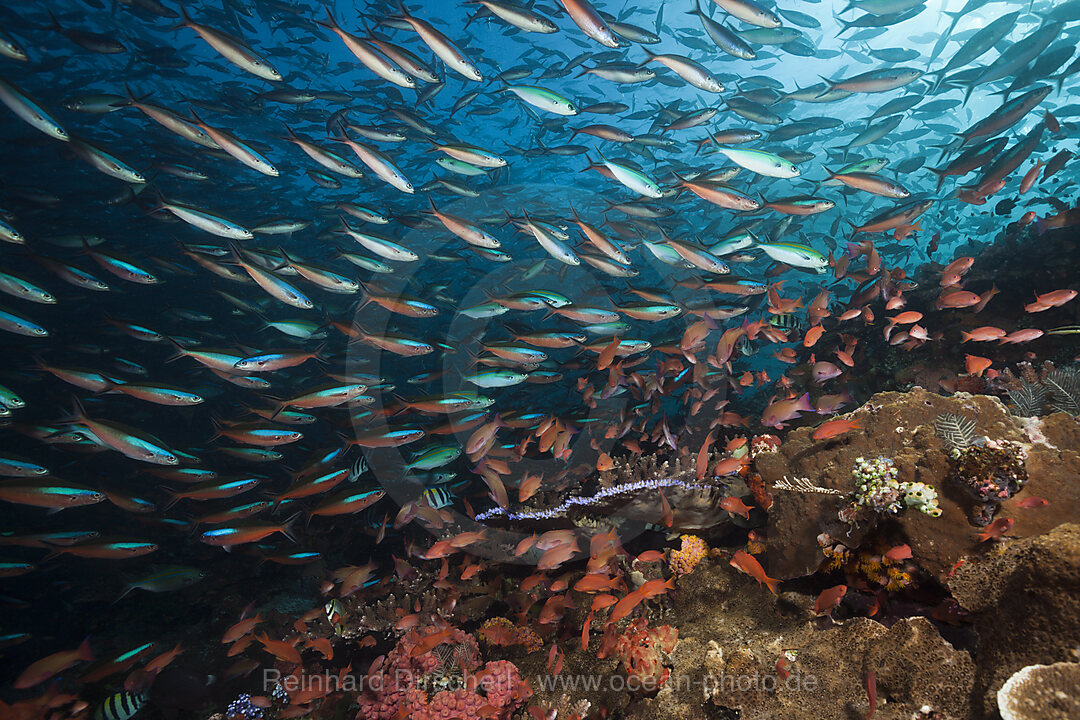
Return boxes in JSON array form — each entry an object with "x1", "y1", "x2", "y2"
[
  {"x1": 608, "y1": 591, "x2": 644, "y2": 624},
  {"x1": 538, "y1": 543, "x2": 578, "y2": 571},
  {"x1": 812, "y1": 418, "x2": 861, "y2": 440},
  {"x1": 144, "y1": 641, "x2": 184, "y2": 674},
  {"x1": 409, "y1": 627, "x2": 455, "y2": 657},
  {"x1": 936, "y1": 290, "x2": 980, "y2": 309},
  {"x1": 255, "y1": 633, "x2": 301, "y2": 665},
  {"x1": 960, "y1": 326, "x2": 1006, "y2": 342},
  {"x1": 15, "y1": 638, "x2": 94, "y2": 689},
  {"x1": 729, "y1": 550, "x2": 780, "y2": 595},
  {"x1": 591, "y1": 594, "x2": 618, "y2": 612},
  {"x1": 712, "y1": 455, "x2": 748, "y2": 476},
  {"x1": 573, "y1": 572, "x2": 617, "y2": 593},
  {"x1": 637, "y1": 577, "x2": 675, "y2": 600},
  {"x1": 939, "y1": 256, "x2": 974, "y2": 287},
  {"x1": 813, "y1": 584, "x2": 847, "y2": 615},
  {"x1": 965, "y1": 355, "x2": 992, "y2": 377},
  {"x1": 223, "y1": 613, "x2": 263, "y2": 644},
  {"x1": 802, "y1": 324, "x2": 824, "y2": 348},
  {"x1": 976, "y1": 517, "x2": 1014, "y2": 542},
  {"x1": 883, "y1": 544, "x2": 912, "y2": 561},
  {"x1": 719, "y1": 496, "x2": 752, "y2": 519}
]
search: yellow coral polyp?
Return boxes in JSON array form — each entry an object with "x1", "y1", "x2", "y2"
[
  {"x1": 885, "y1": 572, "x2": 912, "y2": 592},
  {"x1": 478, "y1": 617, "x2": 543, "y2": 653},
  {"x1": 669, "y1": 535, "x2": 709, "y2": 577}
]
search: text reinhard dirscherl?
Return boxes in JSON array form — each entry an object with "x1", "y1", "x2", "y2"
[{"x1": 262, "y1": 668, "x2": 820, "y2": 696}]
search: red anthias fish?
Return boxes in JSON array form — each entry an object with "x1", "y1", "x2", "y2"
[{"x1": 976, "y1": 517, "x2": 1014, "y2": 542}]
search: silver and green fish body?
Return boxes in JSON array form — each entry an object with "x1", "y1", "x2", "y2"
[
  {"x1": 336, "y1": 136, "x2": 414, "y2": 193},
  {"x1": 464, "y1": 369, "x2": 529, "y2": 388},
  {"x1": 160, "y1": 199, "x2": 252, "y2": 239},
  {"x1": 178, "y1": 8, "x2": 282, "y2": 81},
  {"x1": 340, "y1": 221, "x2": 419, "y2": 262},
  {"x1": 0, "y1": 307, "x2": 47, "y2": 337},
  {"x1": 474, "y1": 0, "x2": 558, "y2": 32},
  {"x1": 598, "y1": 154, "x2": 663, "y2": 198},
  {"x1": 521, "y1": 213, "x2": 580, "y2": 265},
  {"x1": 755, "y1": 242, "x2": 829, "y2": 272},
  {"x1": 0, "y1": 271, "x2": 55, "y2": 304},
  {"x1": 717, "y1": 148, "x2": 800, "y2": 178},
  {"x1": 504, "y1": 85, "x2": 579, "y2": 115},
  {"x1": 0, "y1": 74, "x2": 68, "y2": 141}
]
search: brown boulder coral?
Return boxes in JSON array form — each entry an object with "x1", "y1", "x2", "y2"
[
  {"x1": 949, "y1": 523, "x2": 1080, "y2": 717},
  {"x1": 757, "y1": 387, "x2": 1080, "y2": 582}
]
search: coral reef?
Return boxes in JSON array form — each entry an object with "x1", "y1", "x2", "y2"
[
  {"x1": 948, "y1": 441, "x2": 1028, "y2": 524},
  {"x1": 355, "y1": 626, "x2": 529, "y2": 720},
  {"x1": 949, "y1": 523, "x2": 1080, "y2": 717},
  {"x1": 849, "y1": 456, "x2": 942, "y2": 518},
  {"x1": 597, "y1": 617, "x2": 678, "y2": 696},
  {"x1": 757, "y1": 387, "x2": 1080, "y2": 581},
  {"x1": 995, "y1": 362, "x2": 1080, "y2": 417},
  {"x1": 550, "y1": 550, "x2": 975, "y2": 720},
  {"x1": 997, "y1": 662, "x2": 1080, "y2": 720},
  {"x1": 478, "y1": 617, "x2": 543, "y2": 654}
]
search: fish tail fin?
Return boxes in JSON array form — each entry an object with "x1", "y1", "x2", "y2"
[
  {"x1": 354, "y1": 280, "x2": 372, "y2": 312},
  {"x1": 208, "y1": 416, "x2": 224, "y2": 443},
  {"x1": 112, "y1": 584, "x2": 135, "y2": 604},
  {"x1": 162, "y1": 488, "x2": 183, "y2": 510},
  {"x1": 272, "y1": 246, "x2": 293, "y2": 271},
  {"x1": 63, "y1": 395, "x2": 90, "y2": 426},
  {"x1": 314, "y1": 7, "x2": 338, "y2": 30},
  {"x1": 172, "y1": 3, "x2": 193, "y2": 31},
  {"x1": 164, "y1": 335, "x2": 197, "y2": 363},
  {"x1": 764, "y1": 575, "x2": 781, "y2": 596},
  {"x1": 267, "y1": 397, "x2": 287, "y2": 422},
  {"x1": 926, "y1": 166, "x2": 948, "y2": 192},
  {"x1": 76, "y1": 636, "x2": 94, "y2": 662},
  {"x1": 961, "y1": 82, "x2": 976, "y2": 107},
  {"x1": 926, "y1": 71, "x2": 946, "y2": 94},
  {"x1": 281, "y1": 513, "x2": 301, "y2": 544},
  {"x1": 636, "y1": 47, "x2": 657, "y2": 67}
]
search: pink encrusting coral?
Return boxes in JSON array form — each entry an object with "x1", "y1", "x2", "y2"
[{"x1": 355, "y1": 626, "x2": 530, "y2": 720}]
